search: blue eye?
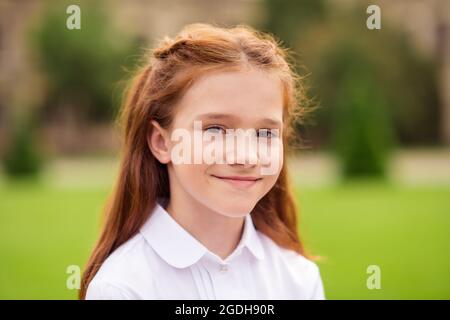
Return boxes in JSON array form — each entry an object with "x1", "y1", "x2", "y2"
[{"x1": 205, "y1": 126, "x2": 226, "y2": 134}]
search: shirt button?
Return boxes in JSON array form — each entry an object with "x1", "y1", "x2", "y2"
[{"x1": 219, "y1": 264, "x2": 229, "y2": 273}]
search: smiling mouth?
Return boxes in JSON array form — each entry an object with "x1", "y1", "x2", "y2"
[{"x1": 211, "y1": 175, "x2": 262, "y2": 188}]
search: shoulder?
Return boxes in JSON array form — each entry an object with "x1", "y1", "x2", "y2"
[
  {"x1": 85, "y1": 232, "x2": 159, "y2": 300},
  {"x1": 257, "y1": 231, "x2": 326, "y2": 300}
]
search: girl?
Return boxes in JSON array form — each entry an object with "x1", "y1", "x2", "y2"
[{"x1": 80, "y1": 23, "x2": 325, "y2": 300}]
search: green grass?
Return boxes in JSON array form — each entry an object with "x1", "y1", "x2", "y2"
[
  {"x1": 0, "y1": 179, "x2": 449, "y2": 299},
  {"x1": 0, "y1": 181, "x2": 107, "y2": 299},
  {"x1": 297, "y1": 181, "x2": 450, "y2": 299}
]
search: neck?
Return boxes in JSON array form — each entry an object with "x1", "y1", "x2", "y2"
[{"x1": 165, "y1": 184, "x2": 245, "y2": 260}]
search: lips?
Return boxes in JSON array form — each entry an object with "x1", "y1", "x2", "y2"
[{"x1": 211, "y1": 175, "x2": 262, "y2": 188}]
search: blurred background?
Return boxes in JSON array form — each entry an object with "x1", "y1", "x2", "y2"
[{"x1": 0, "y1": 0, "x2": 449, "y2": 299}]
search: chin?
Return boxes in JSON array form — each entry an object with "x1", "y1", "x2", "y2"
[{"x1": 214, "y1": 201, "x2": 256, "y2": 217}]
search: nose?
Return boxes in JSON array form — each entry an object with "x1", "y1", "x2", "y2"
[{"x1": 226, "y1": 132, "x2": 259, "y2": 167}]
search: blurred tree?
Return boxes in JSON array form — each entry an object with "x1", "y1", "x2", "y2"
[
  {"x1": 2, "y1": 114, "x2": 43, "y2": 178},
  {"x1": 262, "y1": 0, "x2": 326, "y2": 50},
  {"x1": 30, "y1": 0, "x2": 139, "y2": 123},
  {"x1": 261, "y1": 0, "x2": 440, "y2": 178},
  {"x1": 328, "y1": 43, "x2": 394, "y2": 178},
  {"x1": 304, "y1": 5, "x2": 440, "y2": 148}
]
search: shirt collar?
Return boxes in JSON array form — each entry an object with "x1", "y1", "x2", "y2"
[{"x1": 139, "y1": 198, "x2": 265, "y2": 269}]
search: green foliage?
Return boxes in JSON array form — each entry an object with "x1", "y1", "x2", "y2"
[
  {"x1": 262, "y1": 0, "x2": 326, "y2": 48},
  {"x1": 2, "y1": 116, "x2": 43, "y2": 178},
  {"x1": 30, "y1": 0, "x2": 140, "y2": 122},
  {"x1": 261, "y1": 1, "x2": 440, "y2": 177},
  {"x1": 320, "y1": 42, "x2": 395, "y2": 178},
  {"x1": 308, "y1": 7, "x2": 440, "y2": 147}
]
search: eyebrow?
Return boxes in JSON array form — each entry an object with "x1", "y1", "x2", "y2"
[{"x1": 195, "y1": 112, "x2": 283, "y2": 127}]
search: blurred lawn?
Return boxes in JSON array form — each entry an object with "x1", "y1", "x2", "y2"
[
  {"x1": 0, "y1": 181, "x2": 105, "y2": 299},
  {"x1": 297, "y1": 182, "x2": 450, "y2": 299},
  {"x1": 0, "y1": 174, "x2": 449, "y2": 299}
]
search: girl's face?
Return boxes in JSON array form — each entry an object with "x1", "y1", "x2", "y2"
[{"x1": 152, "y1": 68, "x2": 284, "y2": 217}]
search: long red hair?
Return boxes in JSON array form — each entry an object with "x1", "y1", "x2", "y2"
[{"x1": 79, "y1": 23, "x2": 309, "y2": 299}]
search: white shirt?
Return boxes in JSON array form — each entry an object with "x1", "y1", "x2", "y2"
[{"x1": 86, "y1": 199, "x2": 325, "y2": 300}]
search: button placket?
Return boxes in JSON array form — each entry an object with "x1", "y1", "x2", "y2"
[
  {"x1": 203, "y1": 252, "x2": 247, "y2": 299},
  {"x1": 205, "y1": 259, "x2": 233, "y2": 299}
]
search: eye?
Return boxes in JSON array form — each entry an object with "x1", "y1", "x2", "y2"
[
  {"x1": 257, "y1": 128, "x2": 277, "y2": 138},
  {"x1": 204, "y1": 125, "x2": 226, "y2": 134}
]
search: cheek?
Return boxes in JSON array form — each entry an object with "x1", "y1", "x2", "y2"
[
  {"x1": 173, "y1": 163, "x2": 209, "y2": 190},
  {"x1": 260, "y1": 141, "x2": 283, "y2": 191},
  {"x1": 277, "y1": 141, "x2": 284, "y2": 167},
  {"x1": 262, "y1": 168, "x2": 281, "y2": 194},
  {"x1": 258, "y1": 137, "x2": 283, "y2": 177}
]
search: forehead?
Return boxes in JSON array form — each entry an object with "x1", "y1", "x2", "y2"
[{"x1": 174, "y1": 68, "x2": 284, "y2": 125}]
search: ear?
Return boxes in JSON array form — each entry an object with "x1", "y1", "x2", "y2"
[{"x1": 147, "y1": 120, "x2": 171, "y2": 164}]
